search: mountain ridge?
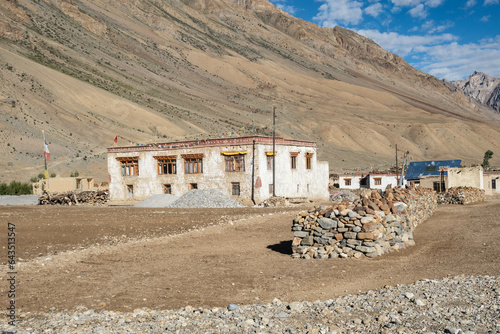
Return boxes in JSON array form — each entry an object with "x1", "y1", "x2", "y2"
[
  {"x1": 446, "y1": 71, "x2": 500, "y2": 113},
  {"x1": 0, "y1": 0, "x2": 499, "y2": 182}
]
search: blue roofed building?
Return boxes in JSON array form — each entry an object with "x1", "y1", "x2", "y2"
[{"x1": 404, "y1": 160, "x2": 462, "y2": 190}]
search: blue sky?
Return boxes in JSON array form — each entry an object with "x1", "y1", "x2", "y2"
[{"x1": 269, "y1": 0, "x2": 500, "y2": 80}]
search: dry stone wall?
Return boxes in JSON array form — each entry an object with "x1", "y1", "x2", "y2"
[
  {"x1": 437, "y1": 187, "x2": 485, "y2": 205},
  {"x1": 291, "y1": 187, "x2": 437, "y2": 259}
]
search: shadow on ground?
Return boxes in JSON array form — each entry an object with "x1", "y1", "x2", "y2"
[{"x1": 267, "y1": 240, "x2": 293, "y2": 255}]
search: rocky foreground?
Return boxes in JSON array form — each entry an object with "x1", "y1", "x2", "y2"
[{"x1": 3, "y1": 275, "x2": 498, "y2": 334}]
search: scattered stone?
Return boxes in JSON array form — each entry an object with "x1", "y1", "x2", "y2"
[{"x1": 5, "y1": 276, "x2": 498, "y2": 334}]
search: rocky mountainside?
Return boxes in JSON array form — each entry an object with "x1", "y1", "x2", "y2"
[
  {"x1": 445, "y1": 71, "x2": 500, "y2": 112},
  {"x1": 1, "y1": 0, "x2": 499, "y2": 182}
]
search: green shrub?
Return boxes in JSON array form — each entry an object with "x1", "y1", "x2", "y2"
[{"x1": 0, "y1": 181, "x2": 33, "y2": 195}]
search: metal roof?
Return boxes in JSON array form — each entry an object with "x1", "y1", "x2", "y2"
[{"x1": 404, "y1": 160, "x2": 462, "y2": 180}]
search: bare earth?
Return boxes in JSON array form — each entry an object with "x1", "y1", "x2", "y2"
[{"x1": 0, "y1": 200, "x2": 499, "y2": 314}]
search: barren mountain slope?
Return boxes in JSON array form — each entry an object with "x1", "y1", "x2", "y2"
[{"x1": 0, "y1": 0, "x2": 499, "y2": 182}]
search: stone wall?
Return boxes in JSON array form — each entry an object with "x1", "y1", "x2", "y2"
[
  {"x1": 291, "y1": 187, "x2": 437, "y2": 259},
  {"x1": 437, "y1": 187, "x2": 485, "y2": 205}
]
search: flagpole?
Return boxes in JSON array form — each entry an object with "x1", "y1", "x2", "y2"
[{"x1": 43, "y1": 130, "x2": 49, "y2": 192}]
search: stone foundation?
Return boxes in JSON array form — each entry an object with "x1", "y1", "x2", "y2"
[{"x1": 291, "y1": 187, "x2": 437, "y2": 259}]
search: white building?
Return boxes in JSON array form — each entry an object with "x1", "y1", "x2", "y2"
[
  {"x1": 338, "y1": 173, "x2": 404, "y2": 190},
  {"x1": 107, "y1": 136, "x2": 330, "y2": 205}
]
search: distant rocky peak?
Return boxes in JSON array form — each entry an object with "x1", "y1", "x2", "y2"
[{"x1": 447, "y1": 72, "x2": 500, "y2": 112}]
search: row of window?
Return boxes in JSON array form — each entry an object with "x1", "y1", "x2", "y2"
[
  {"x1": 118, "y1": 152, "x2": 313, "y2": 177},
  {"x1": 344, "y1": 177, "x2": 382, "y2": 186}
]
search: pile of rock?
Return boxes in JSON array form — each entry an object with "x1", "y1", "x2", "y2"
[
  {"x1": 257, "y1": 196, "x2": 290, "y2": 207},
  {"x1": 38, "y1": 190, "x2": 109, "y2": 205},
  {"x1": 167, "y1": 189, "x2": 245, "y2": 208},
  {"x1": 437, "y1": 187, "x2": 485, "y2": 205},
  {"x1": 291, "y1": 187, "x2": 437, "y2": 259}
]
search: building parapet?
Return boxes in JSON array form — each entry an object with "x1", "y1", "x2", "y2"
[{"x1": 107, "y1": 136, "x2": 316, "y2": 153}]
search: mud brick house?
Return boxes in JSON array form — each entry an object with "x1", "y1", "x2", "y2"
[
  {"x1": 107, "y1": 136, "x2": 329, "y2": 205},
  {"x1": 404, "y1": 160, "x2": 462, "y2": 190},
  {"x1": 484, "y1": 171, "x2": 500, "y2": 196}
]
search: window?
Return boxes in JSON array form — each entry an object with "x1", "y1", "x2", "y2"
[
  {"x1": 307, "y1": 184, "x2": 310, "y2": 192},
  {"x1": 190, "y1": 183, "x2": 198, "y2": 190},
  {"x1": 127, "y1": 185, "x2": 133, "y2": 198},
  {"x1": 267, "y1": 155, "x2": 274, "y2": 170},
  {"x1": 290, "y1": 152, "x2": 298, "y2": 169},
  {"x1": 269, "y1": 184, "x2": 274, "y2": 194},
  {"x1": 225, "y1": 155, "x2": 245, "y2": 172},
  {"x1": 118, "y1": 157, "x2": 139, "y2": 176},
  {"x1": 297, "y1": 184, "x2": 300, "y2": 193},
  {"x1": 374, "y1": 177, "x2": 382, "y2": 186},
  {"x1": 156, "y1": 156, "x2": 176, "y2": 175},
  {"x1": 232, "y1": 182, "x2": 240, "y2": 196},
  {"x1": 182, "y1": 154, "x2": 203, "y2": 174},
  {"x1": 492, "y1": 179, "x2": 496, "y2": 189},
  {"x1": 344, "y1": 178, "x2": 351, "y2": 186},
  {"x1": 306, "y1": 153, "x2": 313, "y2": 170},
  {"x1": 163, "y1": 184, "x2": 172, "y2": 194}
]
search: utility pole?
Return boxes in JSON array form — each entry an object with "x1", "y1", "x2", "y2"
[
  {"x1": 251, "y1": 139, "x2": 256, "y2": 205},
  {"x1": 272, "y1": 106, "x2": 276, "y2": 197},
  {"x1": 395, "y1": 144, "x2": 399, "y2": 186}
]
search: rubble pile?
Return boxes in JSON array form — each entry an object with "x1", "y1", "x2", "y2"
[
  {"x1": 437, "y1": 187, "x2": 485, "y2": 205},
  {"x1": 291, "y1": 187, "x2": 437, "y2": 259},
  {"x1": 39, "y1": 190, "x2": 109, "y2": 205},
  {"x1": 257, "y1": 196, "x2": 290, "y2": 207}
]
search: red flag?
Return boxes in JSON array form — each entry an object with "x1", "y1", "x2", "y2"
[
  {"x1": 113, "y1": 135, "x2": 117, "y2": 144},
  {"x1": 44, "y1": 140, "x2": 50, "y2": 162}
]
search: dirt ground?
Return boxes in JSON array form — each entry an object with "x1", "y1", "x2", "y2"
[{"x1": 0, "y1": 200, "x2": 499, "y2": 314}]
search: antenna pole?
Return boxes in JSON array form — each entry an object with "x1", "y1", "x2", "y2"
[{"x1": 272, "y1": 106, "x2": 276, "y2": 197}]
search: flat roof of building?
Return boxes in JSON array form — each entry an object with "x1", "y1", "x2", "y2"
[{"x1": 107, "y1": 135, "x2": 316, "y2": 153}]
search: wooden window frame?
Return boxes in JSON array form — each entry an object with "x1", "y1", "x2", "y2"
[
  {"x1": 155, "y1": 156, "x2": 177, "y2": 175},
  {"x1": 266, "y1": 155, "x2": 274, "y2": 170},
  {"x1": 182, "y1": 154, "x2": 204, "y2": 174},
  {"x1": 225, "y1": 155, "x2": 245, "y2": 172},
  {"x1": 290, "y1": 154, "x2": 297, "y2": 170},
  {"x1": 344, "y1": 178, "x2": 351, "y2": 186},
  {"x1": 374, "y1": 177, "x2": 382, "y2": 186},
  {"x1": 305, "y1": 153, "x2": 313, "y2": 170},
  {"x1": 117, "y1": 157, "x2": 139, "y2": 176},
  {"x1": 232, "y1": 182, "x2": 240, "y2": 196},
  {"x1": 163, "y1": 184, "x2": 172, "y2": 194}
]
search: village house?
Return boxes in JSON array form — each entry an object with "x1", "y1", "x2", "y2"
[
  {"x1": 404, "y1": 160, "x2": 462, "y2": 190},
  {"x1": 484, "y1": 171, "x2": 500, "y2": 196},
  {"x1": 107, "y1": 136, "x2": 330, "y2": 205},
  {"x1": 338, "y1": 173, "x2": 404, "y2": 190},
  {"x1": 32, "y1": 176, "x2": 106, "y2": 195}
]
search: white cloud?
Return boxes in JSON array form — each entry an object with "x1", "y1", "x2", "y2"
[
  {"x1": 391, "y1": 0, "x2": 422, "y2": 6},
  {"x1": 484, "y1": 0, "x2": 499, "y2": 5},
  {"x1": 420, "y1": 37, "x2": 500, "y2": 79},
  {"x1": 421, "y1": 20, "x2": 454, "y2": 33},
  {"x1": 465, "y1": 0, "x2": 477, "y2": 7},
  {"x1": 313, "y1": 0, "x2": 364, "y2": 27},
  {"x1": 425, "y1": 0, "x2": 445, "y2": 7},
  {"x1": 356, "y1": 29, "x2": 457, "y2": 56},
  {"x1": 480, "y1": 15, "x2": 490, "y2": 21},
  {"x1": 358, "y1": 29, "x2": 500, "y2": 80},
  {"x1": 365, "y1": 3, "x2": 384, "y2": 17},
  {"x1": 269, "y1": 0, "x2": 298, "y2": 15},
  {"x1": 408, "y1": 4, "x2": 428, "y2": 18}
]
